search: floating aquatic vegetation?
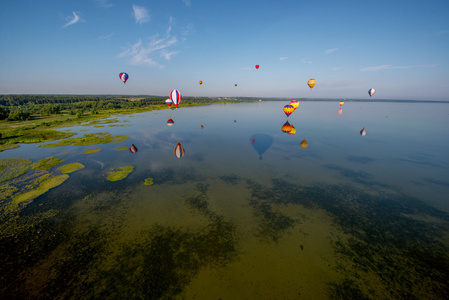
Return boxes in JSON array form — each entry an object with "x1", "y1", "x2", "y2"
[
  {"x1": 0, "y1": 144, "x2": 19, "y2": 152},
  {"x1": 58, "y1": 163, "x2": 85, "y2": 174},
  {"x1": 38, "y1": 132, "x2": 129, "y2": 148},
  {"x1": 115, "y1": 146, "x2": 128, "y2": 151},
  {"x1": 31, "y1": 157, "x2": 63, "y2": 170},
  {"x1": 82, "y1": 118, "x2": 120, "y2": 126},
  {"x1": 106, "y1": 165, "x2": 134, "y2": 182},
  {"x1": 0, "y1": 158, "x2": 32, "y2": 183},
  {"x1": 83, "y1": 148, "x2": 101, "y2": 154},
  {"x1": 7, "y1": 174, "x2": 69, "y2": 212},
  {"x1": 94, "y1": 125, "x2": 105, "y2": 128},
  {"x1": 144, "y1": 178, "x2": 154, "y2": 186}
]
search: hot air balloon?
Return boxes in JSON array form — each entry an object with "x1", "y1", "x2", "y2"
[
  {"x1": 165, "y1": 99, "x2": 172, "y2": 107},
  {"x1": 174, "y1": 141, "x2": 185, "y2": 158},
  {"x1": 250, "y1": 134, "x2": 273, "y2": 160},
  {"x1": 235, "y1": 83, "x2": 238, "y2": 87},
  {"x1": 360, "y1": 128, "x2": 367, "y2": 136},
  {"x1": 200, "y1": 125, "x2": 204, "y2": 129},
  {"x1": 308, "y1": 78, "x2": 316, "y2": 90},
  {"x1": 199, "y1": 81, "x2": 203, "y2": 85},
  {"x1": 130, "y1": 144, "x2": 138, "y2": 153},
  {"x1": 119, "y1": 72, "x2": 129, "y2": 84},
  {"x1": 170, "y1": 89, "x2": 182, "y2": 108},
  {"x1": 283, "y1": 104, "x2": 295, "y2": 118},
  {"x1": 167, "y1": 118, "x2": 174, "y2": 126},
  {"x1": 300, "y1": 139, "x2": 308, "y2": 149},
  {"x1": 281, "y1": 121, "x2": 293, "y2": 133},
  {"x1": 289, "y1": 100, "x2": 299, "y2": 109},
  {"x1": 255, "y1": 65, "x2": 260, "y2": 69},
  {"x1": 339, "y1": 100, "x2": 344, "y2": 106},
  {"x1": 368, "y1": 88, "x2": 375, "y2": 97}
]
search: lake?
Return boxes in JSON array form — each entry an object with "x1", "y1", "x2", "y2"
[{"x1": 1, "y1": 100, "x2": 449, "y2": 299}]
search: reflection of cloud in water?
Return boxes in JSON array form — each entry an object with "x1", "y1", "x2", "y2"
[{"x1": 347, "y1": 155, "x2": 376, "y2": 164}]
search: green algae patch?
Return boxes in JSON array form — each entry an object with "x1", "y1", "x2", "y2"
[
  {"x1": 32, "y1": 156, "x2": 63, "y2": 170},
  {"x1": 0, "y1": 158, "x2": 32, "y2": 183},
  {"x1": 83, "y1": 148, "x2": 101, "y2": 154},
  {"x1": 106, "y1": 165, "x2": 134, "y2": 182},
  {"x1": 0, "y1": 143, "x2": 19, "y2": 152},
  {"x1": 58, "y1": 163, "x2": 85, "y2": 174},
  {"x1": 38, "y1": 132, "x2": 129, "y2": 148},
  {"x1": 115, "y1": 146, "x2": 128, "y2": 151},
  {"x1": 8, "y1": 174, "x2": 69, "y2": 210},
  {"x1": 144, "y1": 178, "x2": 154, "y2": 186}
]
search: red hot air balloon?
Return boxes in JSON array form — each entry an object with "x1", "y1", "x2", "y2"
[
  {"x1": 283, "y1": 104, "x2": 295, "y2": 118},
  {"x1": 339, "y1": 100, "x2": 344, "y2": 106},
  {"x1": 119, "y1": 72, "x2": 129, "y2": 84},
  {"x1": 129, "y1": 144, "x2": 138, "y2": 153},
  {"x1": 255, "y1": 65, "x2": 259, "y2": 69},
  {"x1": 170, "y1": 89, "x2": 182, "y2": 108},
  {"x1": 174, "y1": 142, "x2": 185, "y2": 158}
]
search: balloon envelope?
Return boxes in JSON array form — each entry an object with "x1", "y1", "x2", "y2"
[
  {"x1": 339, "y1": 101, "x2": 344, "y2": 106},
  {"x1": 119, "y1": 72, "x2": 129, "y2": 84},
  {"x1": 199, "y1": 81, "x2": 203, "y2": 85},
  {"x1": 170, "y1": 90, "x2": 182, "y2": 107},
  {"x1": 174, "y1": 142, "x2": 185, "y2": 158},
  {"x1": 129, "y1": 144, "x2": 138, "y2": 153},
  {"x1": 289, "y1": 100, "x2": 299, "y2": 109},
  {"x1": 165, "y1": 99, "x2": 172, "y2": 107},
  {"x1": 250, "y1": 134, "x2": 273, "y2": 160},
  {"x1": 255, "y1": 65, "x2": 259, "y2": 69},
  {"x1": 368, "y1": 88, "x2": 375, "y2": 97},
  {"x1": 308, "y1": 78, "x2": 316, "y2": 89},
  {"x1": 281, "y1": 121, "x2": 293, "y2": 133},
  {"x1": 360, "y1": 128, "x2": 367, "y2": 136},
  {"x1": 283, "y1": 105, "x2": 295, "y2": 117}
]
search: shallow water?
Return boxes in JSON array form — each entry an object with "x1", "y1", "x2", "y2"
[{"x1": 1, "y1": 100, "x2": 449, "y2": 299}]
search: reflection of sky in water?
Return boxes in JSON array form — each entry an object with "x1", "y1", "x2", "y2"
[{"x1": 2, "y1": 101, "x2": 449, "y2": 299}]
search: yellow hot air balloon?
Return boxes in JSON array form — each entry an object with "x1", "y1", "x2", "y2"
[
  {"x1": 289, "y1": 100, "x2": 299, "y2": 109},
  {"x1": 300, "y1": 139, "x2": 308, "y2": 148},
  {"x1": 308, "y1": 78, "x2": 316, "y2": 90}
]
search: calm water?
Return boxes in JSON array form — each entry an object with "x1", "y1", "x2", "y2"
[{"x1": 1, "y1": 100, "x2": 449, "y2": 299}]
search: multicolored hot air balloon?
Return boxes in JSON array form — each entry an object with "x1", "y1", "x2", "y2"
[
  {"x1": 308, "y1": 78, "x2": 316, "y2": 90},
  {"x1": 174, "y1": 141, "x2": 185, "y2": 158},
  {"x1": 368, "y1": 88, "x2": 375, "y2": 97},
  {"x1": 289, "y1": 100, "x2": 299, "y2": 109},
  {"x1": 235, "y1": 83, "x2": 238, "y2": 87},
  {"x1": 167, "y1": 118, "x2": 174, "y2": 126},
  {"x1": 129, "y1": 144, "x2": 138, "y2": 153},
  {"x1": 281, "y1": 121, "x2": 293, "y2": 133},
  {"x1": 300, "y1": 139, "x2": 308, "y2": 149},
  {"x1": 170, "y1": 89, "x2": 182, "y2": 108},
  {"x1": 255, "y1": 65, "x2": 260, "y2": 69},
  {"x1": 199, "y1": 81, "x2": 203, "y2": 85},
  {"x1": 283, "y1": 104, "x2": 295, "y2": 118},
  {"x1": 360, "y1": 128, "x2": 367, "y2": 136},
  {"x1": 339, "y1": 100, "x2": 344, "y2": 106},
  {"x1": 165, "y1": 99, "x2": 172, "y2": 107},
  {"x1": 119, "y1": 72, "x2": 129, "y2": 84}
]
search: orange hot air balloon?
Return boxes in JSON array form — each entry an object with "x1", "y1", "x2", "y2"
[
  {"x1": 308, "y1": 78, "x2": 316, "y2": 90},
  {"x1": 283, "y1": 104, "x2": 295, "y2": 118},
  {"x1": 199, "y1": 81, "x2": 203, "y2": 85},
  {"x1": 339, "y1": 100, "x2": 344, "y2": 106},
  {"x1": 281, "y1": 121, "x2": 293, "y2": 133},
  {"x1": 255, "y1": 65, "x2": 260, "y2": 69},
  {"x1": 300, "y1": 139, "x2": 308, "y2": 149}
]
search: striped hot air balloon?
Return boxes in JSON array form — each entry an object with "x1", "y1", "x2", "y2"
[
  {"x1": 170, "y1": 89, "x2": 182, "y2": 108},
  {"x1": 119, "y1": 72, "x2": 129, "y2": 84},
  {"x1": 165, "y1": 99, "x2": 172, "y2": 107},
  {"x1": 283, "y1": 104, "x2": 295, "y2": 118},
  {"x1": 308, "y1": 78, "x2": 316, "y2": 90},
  {"x1": 368, "y1": 88, "x2": 375, "y2": 97},
  {"x1": 174, "y1": 142, "x2": 185, "y2": 158}
]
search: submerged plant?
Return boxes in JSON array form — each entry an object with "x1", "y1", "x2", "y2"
[
  {"x1": 0, "y1": 158, "x2": 32, "y2": 183},
  {"x1": 58, "y1": 163, "x2": 85, "y2": 174},
  {"x1": 106, "y1": 165, "x2": 134, "y2": 182}
]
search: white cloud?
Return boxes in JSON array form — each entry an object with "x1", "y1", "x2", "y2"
[
  {"x1": 94, "y1": 0, "x2": 113, "y2": 8},
  {"x1": 301, "y1": 58, "x2": 312, "y2": 64},
  {"x1": 63, "y1": 11, "x2": 82, "y2": 28},
  {"x1": 133, "y1": 5, "x2": 150, "y2": 24},
  {"x1": 325, "y1": 48, "x2": 338, "y2": 54},
  {"x1": 360, "y1": 64, "x2": 437, "y2": 72},
  {"x1": 99, "y1": 33, "x2": 114, "y2": 40},
  {"x1": 279, "y1": 57, "x2": 288, "y2": 61},
  {"x1": 119, "y1": 32, "x2": 178, "y2": 67},
  {"x1": 182, "y1": 0, "x2": 191, "y2": 7}
]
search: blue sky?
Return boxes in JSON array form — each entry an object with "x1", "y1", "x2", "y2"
[{"x1": 1, "y1": 0, "x2": 448, "y2": 100}]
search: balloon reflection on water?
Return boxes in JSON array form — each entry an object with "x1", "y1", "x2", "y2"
[{"x1": 250, "y1": 134, "x2": 273, "y2": 160}]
